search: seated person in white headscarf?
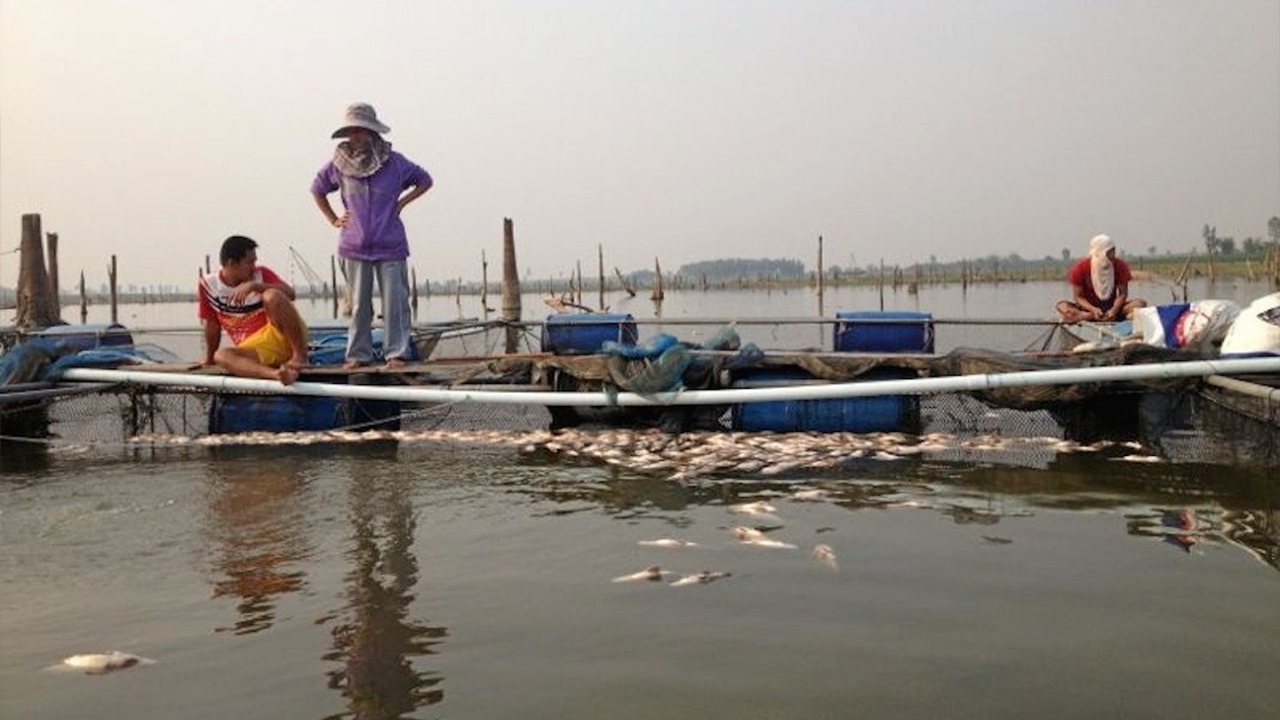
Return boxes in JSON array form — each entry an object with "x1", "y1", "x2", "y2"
[{"x1": 1055, "y1": 234, "x2": 1147, "y2": 323}]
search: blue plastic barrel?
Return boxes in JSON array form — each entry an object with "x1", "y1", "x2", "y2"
[
  {"x1": 31, "y1": 323, "x2": 133, "y2": 352},
  {"x1": 833, "y1": 311, "x2": 934, "y2": 353},
  {"x1": 541, "y1": 314, "x2": 638, "y2": 355},
  {"x1": 729, "y1": 367, "x2": 921, "y2": 433}
]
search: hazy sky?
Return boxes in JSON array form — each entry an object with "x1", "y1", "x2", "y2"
[{"x1": 2, "y1": 0, "x2": 1277, "y2": 291}]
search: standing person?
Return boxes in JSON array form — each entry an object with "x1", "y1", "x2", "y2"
[
  {"x1": 1055, "y1": 234, "x2": 1147, "y2": 323},
  {"x1": 199, "y1": 235, "x2": 310, "y2": 385},
  {"x1": 311, "y1": 102, "x2": 433, "y2": 369}
]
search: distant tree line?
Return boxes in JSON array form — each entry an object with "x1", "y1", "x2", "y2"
[{"x1": 676, "y1": 258, "x2": 806, "y2": 281}]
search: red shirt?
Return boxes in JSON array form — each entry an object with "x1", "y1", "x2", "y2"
[
  {"x1": 1066, "y1": 257, "x2": 1132, "y2": 310},
  {"x1": 197, "y1": 266, "x2": 285, "y2": 345}
]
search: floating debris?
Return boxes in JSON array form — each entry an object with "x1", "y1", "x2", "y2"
[{"x1": 981, "y1": 535, "x2": 1014, "y2": 545}]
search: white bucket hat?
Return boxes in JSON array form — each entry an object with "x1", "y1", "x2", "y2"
[{"x1": 331, "y1": 102, "x2": 391, "y2": 138}]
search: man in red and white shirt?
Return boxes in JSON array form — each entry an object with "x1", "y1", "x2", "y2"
[{"x1": 198, "y1": 235, "x2": 309, "y2": 384}]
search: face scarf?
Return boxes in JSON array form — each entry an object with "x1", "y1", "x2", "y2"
[
  {"x1": 333, "y1": 134, "x2": 391, "y2": 178},
  {"x1": 1088, "y1": 234, "x2": 1116, "y2": 302}
]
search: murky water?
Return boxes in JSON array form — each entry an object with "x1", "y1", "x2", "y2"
[
  {"x1": 2, "y1": 279, "x2": 1277, "y2": 719},
  {"x1": 1, "y1": 438, "x2": 1277, "y2": 720}
]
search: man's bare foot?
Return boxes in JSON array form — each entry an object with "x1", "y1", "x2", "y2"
[
  {"x1": 343, "y1": 359, "x2": 369, "y2": 370},
  {"x1": 384, "y1": 357, "x2": 407, "y2": 369},
  {"x1": 276, "y1": 365, "x2": 301, "y2": 386}
]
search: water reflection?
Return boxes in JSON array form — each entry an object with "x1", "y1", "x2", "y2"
[
  {"x1": 513, "y1": 453, "x2": 1280, "y2": 574},
  {"x1": 321, "y1": 447, "x2": 446, "y2": 719},
  {"x1": 204, "y1": 450, "x2": 314, "y2": 635}
]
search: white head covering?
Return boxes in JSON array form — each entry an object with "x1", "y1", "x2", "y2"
[{"x1": 1088, "y1": 234, "x2": 1116, "y2": 302}]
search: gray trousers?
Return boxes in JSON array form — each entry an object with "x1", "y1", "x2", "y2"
[{"x1": 342, "y1": 258, "x2": 412, "y2": 363}]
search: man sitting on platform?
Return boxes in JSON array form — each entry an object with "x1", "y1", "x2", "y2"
[
  {"x1": 199, "y1": 235, "x2": 309, "y2": 385},
  {"x1": 1055, "y1": 234, "x2": 1147, "y2": 324}
]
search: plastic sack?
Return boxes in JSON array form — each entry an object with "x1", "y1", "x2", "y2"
[
  {"x1": 1221, "y1": 293, "x2": 1280, "y2": 356},
  {"x1": 1173, "y1": 299, "x2": 1240, "y2": 349},
  {"x1": 1134, "y1": 304, "x2": 1189, "y2": 348}
]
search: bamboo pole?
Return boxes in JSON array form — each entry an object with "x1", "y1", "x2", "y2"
[{"x1": 501, "y1": 217, "x2": 522, "y2": 353}]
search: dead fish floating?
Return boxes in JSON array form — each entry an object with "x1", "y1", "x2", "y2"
[
  {"x1": 669, "y1": 571, "x2": 732, "y2": 587},
  {"x1": 812, "y1": 543, "x2": 839, "y2": 571},
  {"x1": 790, "y1": 488, "x2": 832, "y2": 502},
  {"x1": 612, "y1": 565, "x2": 672, "y2": 583},
  {"x1": 637, "y1": 538, "x2": 699, "y2": 548},
  {"x1": 53, "y1": 651, "x2": 155, "y2": 675},
  {"x1": 729, "y1": 501, "x2": 778, "y2": 516},
  {"x1": 739, "y1": 537, "x2": 798, "y2": 550}
]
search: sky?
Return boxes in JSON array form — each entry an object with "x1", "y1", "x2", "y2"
[{"x1": 1, "y1": 0, "x2": 1277, "y2": 292}]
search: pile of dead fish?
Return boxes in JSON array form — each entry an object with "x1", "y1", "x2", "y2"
[{"x1": 128, "y1": 427, "x2": 1160, "y2": 478}]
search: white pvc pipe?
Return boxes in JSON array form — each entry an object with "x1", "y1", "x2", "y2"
[{"x1": 58, "y1": 356, "x2": 1280, "y2": 407}]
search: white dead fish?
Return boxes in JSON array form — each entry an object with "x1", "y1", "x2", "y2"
[
  {"x1": 637, "y1": 538, "x2": 699, "y2": 548},
  {"x1": 730, "y1": 526, "x2": 767, "y2": 542},
  {"x1": 612, "y1": 565, "x2": 671, "y2": 583},
  {"x1": 790, "y1": 488, "x2": 832, "y2": 502},
  {"x1": 54, "y1": 651, "x2": 155, "y2": 675},
  {"x1": 669, "y1": 571, "x2": 732, "y2": 587},
  {"x1": 740, "y1": 537, "x2": 798, "y2": 550},
  {"x1": 729, "y1": 500, "x2": 778, "y2": 516},
  {"x1": 812, "y1": 543, "x2": 839, "y2": 571},
  {"x1": 1116, "y1": 454, "x2": 1164, "y2": 463}
]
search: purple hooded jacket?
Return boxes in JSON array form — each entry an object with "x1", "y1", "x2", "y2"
[{"x1": 311, "y1": 151, "x2": 432, "y2": 262}]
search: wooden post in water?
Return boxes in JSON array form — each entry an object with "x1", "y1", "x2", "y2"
[
  {"x1": 108, "y1": 255, "x2": 118, "y2": 324},
  {"x1": 651, "y1": 257, "x2": 665, "y2": 301},
  {"x1": 500, "y1": 217, "x2": 522, "y2": 354},
  {"x1": 574, "y1": 261, "x2": 583, "y2": 305},
  {"x1": 15, "y1": 214, "x2": 61, "y2": 329},
  {"x1": 46, "y1": 232, "x2": 61, "y2": 318},
  {"x1": 329, "y1": 256, "x2": 339, "y2": 318},
  {"x1": 79, "y1": 271, "x2": 88, "y2": 324},
  {"x1": 411, "y1": 266, "x2": 419, "y2": 316},
  {"x1": 878, "y1": 259, "x2": 885, "y2": 311},
  {"x1": 816, "y1": 235, "x2": 825, "y2": 315},
  {"x1": 480, "y1": 250, "x2": 490, "y2": 315},
  {"x1": 597, "y1": 244, "x2": 605, "y2": 311}
]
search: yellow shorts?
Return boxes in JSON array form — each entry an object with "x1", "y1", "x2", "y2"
[{"x1": 238, "y1": 322, "x2": 304, "y2": 367}]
